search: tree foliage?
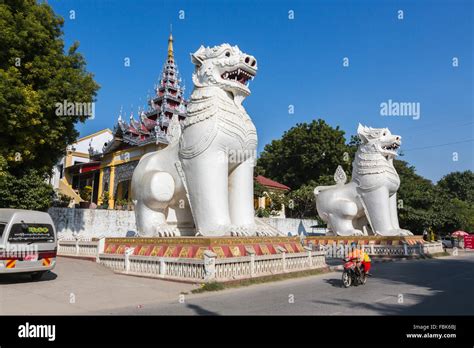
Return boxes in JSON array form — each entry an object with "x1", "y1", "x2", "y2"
[
  {"x1": 0, "y1": 0, "x2": 98, "y2": 210},
  {"x1": 436, "y1": 170, "x2": 474, "y2": 203},
  {"x1": 0, "y1": 0, "x2": 99, "y2": 176},
  {"x1": 257, "y1": 119, "x2": 352, "y2": 190},
  {"x1": 286, "y1": 181, "x2": 320, "y2": 220},
  {"x1": 0, "y1": 169, "x2": 54, "y2": 211},
  {"x1": 394, "y1": 159, "x2": 438, "y2": 234}
]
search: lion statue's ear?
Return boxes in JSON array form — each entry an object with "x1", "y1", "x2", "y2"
[
  {"x1": 357, "y1": 123, "x2": 370, "y2": 143},
  {"x1": 191, "y1": 45, "x2": 205, "y2": 66}
]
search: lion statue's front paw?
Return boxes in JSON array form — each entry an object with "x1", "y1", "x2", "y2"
[
  {"x1": 227, "y1": 225, "x2": 252, "y2": 237},
  {"x1": 395, "y1": 229, "x2": 413, "y2": 236},
  {"x1": 155, "y1": 224, "x2": 180, "y2": 237},
  {"x1": 337, "y1": 229, "x2": 364, "y2": 236},
  {"x1": 256, "y1": 230, "x2": 277, "y2": 237},
  {"x1": 377, "y1": 229, "x2": 413, "y2": 236}
]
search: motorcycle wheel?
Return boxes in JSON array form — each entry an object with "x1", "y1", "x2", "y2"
[
  {"x1": 342, "y1": 270, "x2": 352, "y2": 288},
  {"x1": 361, "y1": 273, "x2": 367, "y2": 285}
]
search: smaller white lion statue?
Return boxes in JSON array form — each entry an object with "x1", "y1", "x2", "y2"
[{"x1": 314, "y1": 124, "x2": 412, "y2": 236}]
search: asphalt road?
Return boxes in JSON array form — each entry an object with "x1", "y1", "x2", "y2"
[
  {"x1": 1, "y1": 253, "x2": 473, "y2": 315},
  {"x1": 0, "y1": 257, "x2": 194, "y2": 315}
]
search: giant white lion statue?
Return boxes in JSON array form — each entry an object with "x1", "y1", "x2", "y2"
[
  {"x1": 132, "y1": 44, "x2": 277, "y2": 237},
  {"x1": 314, "y1": 124, "x2": 412, "y2": 236}
]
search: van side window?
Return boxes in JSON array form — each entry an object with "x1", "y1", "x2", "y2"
[{"x1": 0, "y1": 223, "x2": 5, "y2": 238}]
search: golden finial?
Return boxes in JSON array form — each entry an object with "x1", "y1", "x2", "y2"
[{"x1": 167, "y1": 26, "x2": 174, "y2": 59}]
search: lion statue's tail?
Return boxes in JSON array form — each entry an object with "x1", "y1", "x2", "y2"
[{"x1": 314, "y1": 165, "x2": 348, "y2": 196}]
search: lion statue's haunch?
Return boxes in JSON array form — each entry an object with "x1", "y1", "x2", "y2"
[
  {"x1": 314, "y1": 124, "x2": 412, "y2": 236},
  {"x1": 132, "y1": 44, "x2": 278, "y2": 237}
]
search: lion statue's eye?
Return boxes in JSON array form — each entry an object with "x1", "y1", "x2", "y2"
[
  {"x1": 383, "y1": 132, "x2": 386, "y2": 136},
  {"x1": 225, "y1": 51, "x2": 231, "y2": 57}
]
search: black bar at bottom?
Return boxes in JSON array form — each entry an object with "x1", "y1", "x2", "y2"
[{"x1": 0, "y1": 315, "x2": 472, "y2": 346}]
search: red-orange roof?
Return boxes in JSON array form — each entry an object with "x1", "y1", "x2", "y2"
[{"x1": 255, "y1": 175, "x2": 290, "y2": 191}]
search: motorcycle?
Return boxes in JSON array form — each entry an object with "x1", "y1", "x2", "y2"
[{"x1": 342, "y1": 257, "x2": 367, "y2": 288}]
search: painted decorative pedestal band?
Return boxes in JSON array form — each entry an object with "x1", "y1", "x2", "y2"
[
  {"x1": 304, "y1": 235, "x2": 425, "y2": 246},
  {"x1": 104, "y1": 236, "x2": 305, "y2": 259}
]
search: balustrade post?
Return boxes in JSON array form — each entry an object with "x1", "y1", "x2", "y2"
[
  {"x1": 246, "y1": 247, "x2": 256, "y2": 277},
  {"x1": 124, "y1": 247, "x2": 135, "y2": 273},
  {"x1": 159, "y1": 257, "x2": 166, "y2": 278},
  {"x1": 203, "y1": 250, "x2": 217, "y2": 282},
  {"x1": 402, "y1": 241, "x2": 408, "y2": 256},
  {"x1": 275, "y1": 246, "x2": 287, "y2": 272},
  {"x1": 75, "y1": 238, "x2": 79, "y2": 256},
  {"x1": 96, "y1": 237, "x2": 105, "y2": 263},
  {"x1": 369, "y1": 241, "x2": 375, "y2": 255},
  {"x1": 304, "y1": 246, "x2": 312, "y2": 267}
]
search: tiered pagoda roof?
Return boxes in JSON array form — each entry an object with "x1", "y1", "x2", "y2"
[{"x1": 102, "y1": 33, "x2": 187, "y2": 154}]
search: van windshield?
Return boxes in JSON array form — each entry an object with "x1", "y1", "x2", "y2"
[
  {"x1": 8, "y1": 223, "x2": 55, "y2": 243},
  {"x1": 0, "y1": 223, "x2": 5, "y2": 238}
]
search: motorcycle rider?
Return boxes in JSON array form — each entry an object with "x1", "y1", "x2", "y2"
[{"x1": 347, "y1": 242, "x2": 372, "y2": 277}]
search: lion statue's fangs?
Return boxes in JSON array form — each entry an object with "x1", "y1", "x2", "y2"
[
  {"x1": 314, "y1": 124, "x2": 413, "y2": 237},
  {"x1": 131, "y1": 43, "x2": 280, "y2": 237}
]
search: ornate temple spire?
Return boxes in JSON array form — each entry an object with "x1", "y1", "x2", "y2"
[
  {"x1": 107, "y1": 31, "x2": 187, "y2": 152},
  {"x1": 167, "y1": 31, "x2": 174, "y2": 60}
]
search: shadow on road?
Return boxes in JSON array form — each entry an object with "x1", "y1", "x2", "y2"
[
  {"x1": 319, "y1": 257, "x2": 474, "y2": 315},
  {"x1": 324, "y1": 278, "x2": 343, "y2": 288},
  {"x1": 186, "y1": 303, "x2": 220, "y2": 316},
  {"x1": 0, "y1": 270, "x2": 57, "y2": 284}
]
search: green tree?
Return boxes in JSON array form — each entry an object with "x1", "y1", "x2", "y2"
[
  {"x1": 0, "y1": 0, "x2": 99, "y2": 176},
  {"x1": 0, "y1": 169, "x2": 54, "y2": 211},
  {"x1": 286, "y1": 181, "x2": 321, "y2": 220},
  {"x1": 436, "y1": 170, "x2": 474, "y2": 203},
  {"x1": 393, "y1": 159, "x2": 437, "y2": 234},
  {"x1": 257, "y1": 119, "x2": 352, "y2": 189}
]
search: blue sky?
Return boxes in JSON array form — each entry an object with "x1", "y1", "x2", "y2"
[{"x1": 48, "y1": 0, "x2": 473, "y2": 183}]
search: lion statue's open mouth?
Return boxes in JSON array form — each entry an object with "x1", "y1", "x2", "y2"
[
  {"x1": 381, "y1": 142, "x2": 401, "y2": 158},
  {"x1": 221, "y1": 68, "x2": 255, "y2": 86},
  {"x1": 382, "y1": 143, "x2": 400, "y2": 151}
]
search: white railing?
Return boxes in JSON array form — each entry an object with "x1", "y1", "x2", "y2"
[
  {"x1": 366, "y1": 245, "x2": 406, "y2": 256},
  {"x1": 96, "y1": 250, "x2": 326, "y2": 282},
  {"x1": 57, "y1": 241, "x2": 77, "y2": 255},
  {"x1": 57, "y1": 238, "x2": 444, "y2": 282},
  {"x1": 211, "y1": 251, "x2": 326, "y2": 281},
  {"x1": 319, "y1": 242, "x2": 443, "y2": 258},
  {"x1": 423, "y1": 242, "x2": 444, "y2": 254},
  {"x1": 58, "y1": 238, "x2": 104, "y2": 260},
  {"x1": 99, "y1": 253, "x2": 126, "y2": 272}
]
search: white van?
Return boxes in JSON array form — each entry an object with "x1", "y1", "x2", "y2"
[{"x1": 0, "y1": 209, "x2": 57, "y2": 280}]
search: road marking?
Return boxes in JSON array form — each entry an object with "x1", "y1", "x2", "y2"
[{"x1": 374, "y1": 296, "x2": 392, "y2": 303}]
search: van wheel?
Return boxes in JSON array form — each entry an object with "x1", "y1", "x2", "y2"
[{"x1": 30, "y1": 271, "x2": 46, "y2": 281}]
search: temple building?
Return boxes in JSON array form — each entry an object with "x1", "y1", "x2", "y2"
[
  {"x1": 59, "y1": 33, "x2": 187, "y2": 208},
  {"x1": 254, "y1": 175, "x2": 290, "y2": 218},
  {"x1": 50, "y1": 129, "x2": 113, "y2": 205}
]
